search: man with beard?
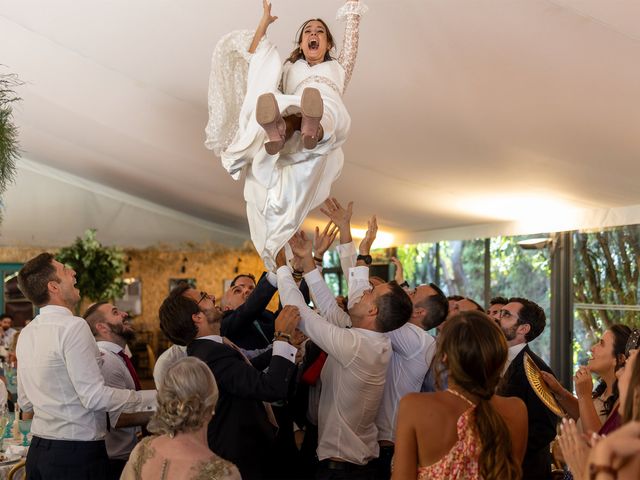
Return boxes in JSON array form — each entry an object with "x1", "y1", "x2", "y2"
[
  {"x1": 498, "y1": 297, "x2": 559, "y2": 480},
  {"x1": 159, "y1": 283, "x2": 299, "y2": 480},
  {"x1": 84, "y1": 302, "x2": 153, "y2": 479},
  {"x1": 16, "y1": 253, "x2": 156, "y2": 480}
]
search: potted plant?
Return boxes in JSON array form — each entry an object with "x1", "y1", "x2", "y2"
[{"x1": 56, "y1": 229, "x2": 126, "y2": 311}]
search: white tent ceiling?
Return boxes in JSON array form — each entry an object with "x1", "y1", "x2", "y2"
[{"x1": 1, "y1": 0, "x2": 640, "y2": 248}]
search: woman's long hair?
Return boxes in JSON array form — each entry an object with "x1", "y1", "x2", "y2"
[
  {"x1": 285, "y1": 18, "x2": 335, "y2": 64},
  {"x1": 621, "y1": 348, "x2": 640, "y2": 423},
  {"x1": 592, "y1": 324, "x2": 631, "y2": 416},
  {"x1": 436, "y1": 311, "x2": 521, "y2": 480}
]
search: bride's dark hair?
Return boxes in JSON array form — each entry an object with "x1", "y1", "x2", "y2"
[{"x1": 286, "y1": 18, "x2": 335, "y2": 64}]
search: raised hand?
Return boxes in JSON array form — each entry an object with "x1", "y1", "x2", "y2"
[
  {"x1": 260, "y1": 0, "x2": 278, "y2": 27},
  {"x1": 289, "y1": 231, "x2": 313, "y2": 261},
  {"x1": 274, "y1": 305, "x2": 301, "y2": 336},
  {"x1": 359, "y1": 215, "x2": 378, "y2": 255},
  {"x1": 249, "y1": 0, "x2": 278, "y2": 54},
  {"x1": 314, "y1": 221, "x2": 339, "y2": 259},
  {"x1": 390, "y1": 256, "x2": 405, "y2": 285},
  {"x1": 320, "y1": 198, "x2": 353, "y2": 244}
]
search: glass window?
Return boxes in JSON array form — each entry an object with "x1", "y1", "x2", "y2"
[
  {"x1": 572, "y1": 225, "x2": 640, "y2": 373},
  {"x1": 490, "y1": 234, "x2": 551, "y2": 364}
]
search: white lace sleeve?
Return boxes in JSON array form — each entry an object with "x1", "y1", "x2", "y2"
[
  {"x1": 204, "y1": 30, "x2": 256, "y2": 156},
  {"x1": 336, "y1": 1, "x2": 368, "y2": 92}
]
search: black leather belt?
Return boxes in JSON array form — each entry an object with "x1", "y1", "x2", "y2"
[{"x1": 320, "y1": 459, "x2": 369, "y2": 471}]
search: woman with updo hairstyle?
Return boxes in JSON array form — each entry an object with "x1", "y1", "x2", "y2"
[
  {"x1": 121, "y1": 357, "x2": 241, "y2": 480},
  {"x1": 393, "y1": 311, "x2": 528, "y2": 480}
]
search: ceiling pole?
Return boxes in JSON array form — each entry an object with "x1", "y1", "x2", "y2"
[
  {"x1": 550, "y1": 231, "x2": 574, "y2": 389},
  {"x1": 483, "y1": 238, "x2": 491, "y2": 309}
]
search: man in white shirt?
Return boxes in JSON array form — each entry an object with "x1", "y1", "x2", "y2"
[
  {"x1": 84, "y1": 301, "x2": 154, "y2": 479},
  {"x1": 279, "y1": 233, "x2": 413, "y2": 480},
  {"x1": 16, "y1": 253, "x2": 156, "y2": 480}
]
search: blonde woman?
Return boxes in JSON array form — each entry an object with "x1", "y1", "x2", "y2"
[{"x1": 121, "y1": 357, "x2": 240, "y2": 480}]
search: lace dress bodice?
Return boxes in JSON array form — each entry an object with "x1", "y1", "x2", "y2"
[{"x1": 122, "y1": 436, "x2": 242, "y2": 480}]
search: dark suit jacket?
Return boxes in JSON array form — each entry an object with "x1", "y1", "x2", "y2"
[
  {"x1": 220, "y1": 273, "x2": 277, "y2": 350},
  {"x1": 187, "y1": 338, "x2": 296, "y2": 480},
  {"x1": 500, "y1": 345, "x2": 559, "y2": 480}
]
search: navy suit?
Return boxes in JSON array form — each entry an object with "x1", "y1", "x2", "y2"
[
  {"x1": 500, "y1": 345, "x2": 559, "y2": 480},
  {"x1": 187, "y1": 338, "x2": 296, "y2": 480},
  {"x1": 220, "y1": 273, "x2": 277, "y2": 350}
]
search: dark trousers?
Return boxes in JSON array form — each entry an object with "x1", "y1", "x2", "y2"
[
  {"x1": 108, "y1": 458, "x2": 127, "y2": 480},
  {"x1": 371, "y1": 445, "x2": 394, "y2": 480},
  {"x1": 316, "y1": 460, "x2": 374, "y2": 480},
  {"x1": 26, "y1": 436, "x2": 109, "y2": 480}
]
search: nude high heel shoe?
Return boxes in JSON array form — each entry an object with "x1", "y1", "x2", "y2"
[
  {"x1": 256, "y1": 93, "x2": 286, "y2": 155},
  {"x1": 300, "y1": 88, "x2": 324, "y2": 150}
]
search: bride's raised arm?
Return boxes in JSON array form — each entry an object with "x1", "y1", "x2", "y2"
[
  {"x1": 337, "y1": 0, "x2": 368, "y2": 91},
  {"x1": 249, "y1": 0, "x2": 278, "y2": 53}
]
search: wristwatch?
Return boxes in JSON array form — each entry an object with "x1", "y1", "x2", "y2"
[{"x1": 357, "y1": 254, "x2": 372, "y2": 265}]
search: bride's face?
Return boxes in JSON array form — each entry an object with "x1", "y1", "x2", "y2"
[{"x1": 300, "y1": 20, "x2": 331, "y2": 66}]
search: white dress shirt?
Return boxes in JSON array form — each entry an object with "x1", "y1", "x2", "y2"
[
  {"x1": 278, "y1": 265, "x2": 391, "y2": 465},
  {"x1": 16, "y1": 305, "x2": 156, "y2": 441},
  {"x1": 376, "y1": 322, "x2": 435, "y2": 443},
  {"x1": 96, "y1": 341, "x2": 139, "y2": 459},
  {"x1": 504, "y1": 342, "x2": 528, "y2": 374},
  {"x1": 153, "y1": 344, "x2": 187, "y2": 388}
]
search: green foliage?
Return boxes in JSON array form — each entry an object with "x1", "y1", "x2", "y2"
[
  {"x1": 56, "y1": 229, "x2": 126, "y2": 303},
  {"x1": 0, "y1": 69, "x2": 21, "y2": 204}
]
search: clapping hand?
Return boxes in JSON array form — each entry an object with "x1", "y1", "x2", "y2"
[{"x1": 558, "y1": 418, "x2": 592, "y2": 480}]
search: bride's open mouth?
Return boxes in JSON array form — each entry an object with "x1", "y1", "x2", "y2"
[{"x1": 308, "y1": 39, "x2": 319, "y2": 51}]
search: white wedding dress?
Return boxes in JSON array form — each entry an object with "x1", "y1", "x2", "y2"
[{"x1": 205, "y1": 1, "x2": 367, "y2": 270}]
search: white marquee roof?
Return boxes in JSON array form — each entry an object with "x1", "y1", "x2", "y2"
[{"x1": 2, "y1": 0, "x2": 639, "y2": 248}]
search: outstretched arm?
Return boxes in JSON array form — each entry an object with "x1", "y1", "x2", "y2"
[
  {"x1": 249, "y1": 0, "x2": 278, "y2": 54},
  {"x1": 337, "y1": 0, "x2": 367, "y2": 90}
]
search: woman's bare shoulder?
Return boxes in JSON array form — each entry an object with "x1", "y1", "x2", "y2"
[{"x1": 493, "y1": 395, "x2": 528, "y2": 418}]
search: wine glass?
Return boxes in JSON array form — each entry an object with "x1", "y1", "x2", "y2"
[{"x1": 18, "y1": 418, "x2": 31, "y2": 446}]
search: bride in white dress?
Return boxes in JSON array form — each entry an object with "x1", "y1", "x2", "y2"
[{"x1": 205, "y1": 0, "x2": 367, "y2": 270}]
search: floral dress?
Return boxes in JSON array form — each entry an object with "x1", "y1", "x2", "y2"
[{"x1": 417, "y1": 390, "x2": 481, "y2": 480}]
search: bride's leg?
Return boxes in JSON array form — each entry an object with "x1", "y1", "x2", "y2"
[
  {"x1": 256, "y1": 93, "x2": 286, "y2": 155},
  {"x1": 300, "y1": 88, "x2": 324, "y2": 150}
]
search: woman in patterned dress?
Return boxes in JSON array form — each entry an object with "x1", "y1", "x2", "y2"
[
  {"x1": 121, "y1": 357, "x2": 240, "y2": 480},
  {"x1": 393, "y1": 311, "x2": 528, "y2": 480}
]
